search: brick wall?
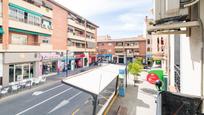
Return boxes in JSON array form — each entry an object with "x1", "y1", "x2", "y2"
[
  {"x1": 49, "y1": 1, "x2": 67, "y2": 50},
  {"x1": 139, "y1": 40, "x2": 146, "y2": 57},
  {"x1": 97, "y1": 42, "x2": 115, "y2": 55}
]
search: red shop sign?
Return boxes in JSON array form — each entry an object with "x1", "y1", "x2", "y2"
[
  {"x1": 146, "y1": 73, "x2": 159, "y2": 84},
  {"x1": 75, "y1": 54, "x2": 85, "y2": 58}
]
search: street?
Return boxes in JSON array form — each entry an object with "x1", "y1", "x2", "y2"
[
  {"x1": 0, "y1": 81, "x2": 93, "y2": 115},
  {"x1": 0, "y1": 65, "x2": 117, "y2": 115}
]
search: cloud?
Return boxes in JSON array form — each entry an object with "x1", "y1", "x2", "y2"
[
  {"x1": 55, "y1": 0, "x2": 153, "y2": 38},
  {"x1": 55, "y1": 0, "x2": 152, "y2": 17}
]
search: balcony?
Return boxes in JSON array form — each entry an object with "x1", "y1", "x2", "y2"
[
  {"x1": 124, "y1": 45, "x2": 139, "y2": 49},
  {"x1": 68, "y1": 46, "x2": 85, "y2": 52},
  {"x1": 9, "y1": 0, "x2": 52, "y2": 18},
  {"x1": 115, "y1": 46, "x2": 124, "y2": 49},
  {"x1": 9, "y1": 20, "x2": 52, "y2": 35},
  {"x1": 86, "y1": 48, "x2": 96, "y2": 52},
  {"x1": 68, "y1": 19, "x2": 85, "y2": 30},
  {"x1": 7, "y1": 43, "x2": 53, "y2": 52},
  {"x1": 86, "y1": 27, "x2": 95, "y2": 34},
  {"x1": 68, "y1": 32, "x2": 86, "y2": 41}
]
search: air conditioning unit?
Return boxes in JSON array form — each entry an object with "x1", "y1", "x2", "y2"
[{"x1": 154, "y1": 0, "x2": 190, "y2": 24}]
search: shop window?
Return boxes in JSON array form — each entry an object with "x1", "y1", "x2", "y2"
[
  {"x1": 0, "y1": 36, "x2": 2, "y2": 43},
  {"x1": 9, "y1": 65, "x2": 14, "y2": 83}
]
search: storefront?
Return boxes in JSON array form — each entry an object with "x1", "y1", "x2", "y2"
[
  {"x1": 97, "y1": 54, "x2": 112, "y2": 62},
  {"x1": 40, "y1": 52, "x2": 62, "y2": 76},
  {"x1": 89, "y1": 55, "x2": 96, "y2": 65},
  {"x1": 2, "y1": 53, "x2": 40, "y2": 86},
  {"x1": 9, "y1": 63, "x2": 34, "y2": 83},
  {"x1": 42, "y1": 61, "x2": 57, "y2": 75},
  {"x1": 74, "y1": 53, "x2": 85, "y2": 68}
]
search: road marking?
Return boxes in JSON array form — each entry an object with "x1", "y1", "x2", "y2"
[
  {"x1": 16, "y1": 87, "x2": 72, "y2": 115},
  {"x1": 48, "y1": 91, "x2": 82, "y2": 114},
  {"x1": 32, "y1": 84, "x2": 64, "y2": 96},
  {"x1": 72, "y1": 108, "x2": 80, "y2": 115},
  {"x1": 84, "y1": 100, "x2": 90, "y2": 105}
]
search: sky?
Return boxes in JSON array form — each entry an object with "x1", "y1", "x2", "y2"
[{"x1": 55, "y1": 0, "x2": 153, "y2": 39}]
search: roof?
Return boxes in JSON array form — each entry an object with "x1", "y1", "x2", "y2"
[
  {"x1": 62, "y1": 64, "x2": 125, "y2": 95},
  {"x1": 47, "y1": 0, "x2": 99, "y2": 28},
  {"x1": 97, "y1": 36, "x2": 146, "y2": 43}
]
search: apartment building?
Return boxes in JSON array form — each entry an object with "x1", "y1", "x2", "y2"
[
  {"x1": 147, "y1": 0, "x2": 204, "y2": 107},
  {"x1": 145, "y1": 16, "x2": 169, "y2": 72},
  {"x1": 0, "y1": 0, "x2": 98, "y2": 86},
  {"x1": 67, "y1": 10, "x2": 98, "y2": 70},
  {"x1": 97, "y1": 36, "x2": 146, "y2": 64}
]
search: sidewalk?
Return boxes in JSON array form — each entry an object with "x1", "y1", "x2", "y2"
[{"x1": 108, "y1": 71, "x2": 157, "y2": 115}]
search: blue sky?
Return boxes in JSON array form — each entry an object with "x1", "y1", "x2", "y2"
[{"x1": 55, "y1": 0, "x2": 153, "y2": 38}]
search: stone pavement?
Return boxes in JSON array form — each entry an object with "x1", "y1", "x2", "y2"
[{"x1": 108, "y1": 72, "x2": 157, "y2": 115}]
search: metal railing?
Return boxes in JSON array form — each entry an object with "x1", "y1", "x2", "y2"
[{"x1": 174, "y1": 64, "x2": 181, "y2": 92}]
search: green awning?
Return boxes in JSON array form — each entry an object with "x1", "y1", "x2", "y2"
[
  {"x1": 9, "y1": 28, "x2": 51, "y2": 37},
  {"x1": 0, "y1": 28, "x2": 4, "y2": 34},
  {"x1": 9, "y1": 3, "x2": 42, "y2": 17}
]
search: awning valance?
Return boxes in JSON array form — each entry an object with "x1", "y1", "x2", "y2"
[
  {"x1": 9, "y1": 3, "x2": 42, "y2": 17},
  {"x1": 147, "y1": 21, "x2": 200, "y2": 33},
  {"x1": 9, "y1": 28, "x2": 51, "y2": 37}
]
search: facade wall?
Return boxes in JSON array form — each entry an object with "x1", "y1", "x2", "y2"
[
  {"x1": 50, "y1": 2, "x2": 67, "y2": 50},
  {"x1": 139, "y1": 41, "x2": 146, "y2": 57},
  {"x1": 97, "y1": 42, "x2": 116, "y2": 55}
]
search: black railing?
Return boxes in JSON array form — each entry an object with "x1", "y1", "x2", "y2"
[{"x1": 174, "y1": 65, "x2": 181, "y2": 92}]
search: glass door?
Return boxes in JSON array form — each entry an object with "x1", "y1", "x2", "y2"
[
  {"x1": 23, "y1": 64, "x2": 30, "y2": 79},
  {"x1": 15, "y1": 65, "x2": 23, "y2": 81}
]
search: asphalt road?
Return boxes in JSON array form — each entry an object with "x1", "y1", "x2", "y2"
[
  {"x1": 0, "y1": 65, "x2": 117, "y2": 115},
  {"x1": 0, "y1": 82, "x2": 94, "y2": 115}
]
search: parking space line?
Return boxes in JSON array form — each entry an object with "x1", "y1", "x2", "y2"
[{"x1": 16, "y1": 87, "x2": 72, "y2": 115}]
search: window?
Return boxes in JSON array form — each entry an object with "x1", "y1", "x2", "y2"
[
  {"x1": 147, "y1": 39, "x2": 150, "y2": 44},
  {"x1": 161, "y1": 37, "x2": 164, "y2": 45},
  {"x1": 28, "y1": 14, "x2": 35, "y2": 25},
  {"x1": 42, "y1": 19, "x2": 52, "y2": 29},
  {"x1": 11, "y1": 34, "x2": 28, "y2": 45},
  {"x1": 157, "y1": 37, "x2": 160, "y2": 44},
  {"x1": 9, "y1": 7, "x2": 25, "y2": 22}
]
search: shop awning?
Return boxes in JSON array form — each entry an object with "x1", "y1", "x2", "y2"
[
  {"x1": 62, "y1": 64, "x2": 125, "y2": 95},
  {"x1": 0, "y1": 28, "x2": 4, "y2": 34},
  {"x1": 9, "y1": 3, "x2": 42, "y2": 17},
  {"x1": 147, "y1": 21, "x2": 200, "y2": 33},
  {"x1": 9, "y1": 28, "x2": 51, "y2": 37}
]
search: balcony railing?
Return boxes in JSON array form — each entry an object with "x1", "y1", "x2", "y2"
[{"x1": 174, "y1": 64, "x2": 181, "y2": 92}]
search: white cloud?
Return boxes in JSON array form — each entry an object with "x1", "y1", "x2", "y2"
[
  {"x1": 55, "y1": 0, "x2": 152, "y2": 38},
  {"x1": 55, "y1": 0, "x2": 151, "y2": 17}
]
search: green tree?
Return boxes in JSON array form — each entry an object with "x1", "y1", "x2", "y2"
[{"x1": 128, "y1": 59, "x2": 143, "y2": 81}]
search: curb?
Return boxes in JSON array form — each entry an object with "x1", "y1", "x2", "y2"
[{"x1": 103, "y1": 94, "x2": 118, "y2": 115}]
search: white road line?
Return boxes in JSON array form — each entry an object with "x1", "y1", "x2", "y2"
[
  {"x1": 16, "y1": 87, "x2": 72, "y2": 115},
  {"x1": 67, "y1": 91, "x2": 82, "y2": 102},
  {"x1": 43, "y1": 84, "x2": 65, "y2": 94},
  {"x1": 32, "y1": 84, "x2": 64, "y2": 96},
  {"x1": 48, "y1": 91, "x2": 82, "y2": 114}
]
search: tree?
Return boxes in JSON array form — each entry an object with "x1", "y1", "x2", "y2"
[{"x1": 128, "y1": 59, "x2": 143, "y2": 85}]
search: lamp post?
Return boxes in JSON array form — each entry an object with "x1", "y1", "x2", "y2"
[{"x1": 125, "y1": 49, "x2": 128, "y2": 88}]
